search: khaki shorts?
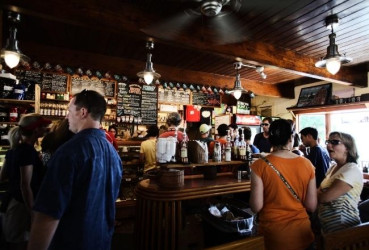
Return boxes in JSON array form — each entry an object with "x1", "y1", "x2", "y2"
[{"x1": 2, "y1": 198, "x2": 30, "y2": 243}]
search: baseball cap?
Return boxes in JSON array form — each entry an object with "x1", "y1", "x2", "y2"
[
  {"x1": 199, "y1": 124, "x2": 211, "y2": 134},
  {"x1": 22, "y1": 117, "x2": 52, "y2": 131}
]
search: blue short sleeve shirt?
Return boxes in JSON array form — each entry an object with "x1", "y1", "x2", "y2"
[{"x1": 34, "y1": 129, "x2": 122, "y2": 250}]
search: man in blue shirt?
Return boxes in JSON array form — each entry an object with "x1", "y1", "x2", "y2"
[
  {"x1": 253, "y1": 117, "x2": 272, "y2": 153},
  {"x1": 300, "y1": 127, "x2": 330, "y2": 188},
  {"x1": 28, "y1": 90, "x2": 122, "y2": 250}
]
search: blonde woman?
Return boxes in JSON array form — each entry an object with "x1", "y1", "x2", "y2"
[
  {"x1": 0, "y1": 113, "x2": 51, "y2": 249},
  {"x1": 318, "y1": 132, "x2": 363, "y2": 233}
]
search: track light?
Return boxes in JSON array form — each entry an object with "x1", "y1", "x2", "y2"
[
  {"x1": 0, "y1": 12, "x2": 30, "y2": 69},
  {"x1": 315, "y1": 15, "x2": 352, "y2": 75},
  {"x1": 137, "y1": 41, "x2": 161, "y2": 84},
  {"x1": 228, "y1": 62, "x2": 266, "y2": 99}
]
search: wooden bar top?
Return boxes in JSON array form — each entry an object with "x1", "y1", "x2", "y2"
[
  {"x1": 159, "y1": 160, "x2": 245, "y2": 169},
  {"x1": 135, "y1": 174, "x2": 251, "y2": 201}
]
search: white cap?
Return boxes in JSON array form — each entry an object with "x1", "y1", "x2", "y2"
[{"x1": 199, "y1": 124, "x2": 211, "y2": 134}]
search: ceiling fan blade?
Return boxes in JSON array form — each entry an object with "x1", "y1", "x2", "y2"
[
  {"x1": 202, "y1": 14, "x2": 250, "y2": 44},
  {"x1": 141, "y1": 11, "x2": 199, "y2": 40}
]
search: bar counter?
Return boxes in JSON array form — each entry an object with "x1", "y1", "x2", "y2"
[{"x1": 135, "y1": 173, "x2": 251, "y2": 250}]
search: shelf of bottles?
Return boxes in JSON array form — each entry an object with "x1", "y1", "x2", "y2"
[{"x1": 40, "y1": 102, "x2": 68, "y2": 117}]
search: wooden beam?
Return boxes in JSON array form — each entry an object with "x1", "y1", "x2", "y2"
[{"x1": 23, "y1": 42, "x2": 289, "y2": 98}]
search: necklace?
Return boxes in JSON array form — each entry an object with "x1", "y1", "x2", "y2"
[{"x1": 273, "y1": 147, "x2": 290, "y2": 152}]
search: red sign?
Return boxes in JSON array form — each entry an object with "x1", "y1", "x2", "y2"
[{"x1": 235, "y1": 115, "x2": 261, "y2": 125}]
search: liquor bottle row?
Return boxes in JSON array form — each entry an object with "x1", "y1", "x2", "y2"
[
  {"x1": 40, "y1": 103, "x2": 68, "y2": 117},
  {"x1": 41, "y1": 92, "x2": 69, "y2": 101},
  {"x1": 0, "y1": 106, "x2": 33, "y2": 123}
]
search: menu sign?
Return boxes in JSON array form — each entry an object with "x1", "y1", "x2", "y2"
[
  {"x1": 158, "y1": 88, "x2": 190, "y2": 104},
  {"x1": 71, "y1": 75, "x2": 116, "y2": 98},
  {"x1": 117, "y1": 83, "x2": 158, "y2": 125},
  {"x1": 141, "y1": 84, "x2": 158, "y2": 125},
  {"x1": 41, "y1": 73, "x2": 68, "y2": 93},
  {"x1": 14, "y1": 70, "x2": 68, "y2": 93},
  {"x1": 192, "y1": 91, "x2": 220, "y2": 107}
]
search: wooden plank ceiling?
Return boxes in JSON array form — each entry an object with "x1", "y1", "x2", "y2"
[{"x1": 1, "y1": 0, "x2": 369, "y2": 98}]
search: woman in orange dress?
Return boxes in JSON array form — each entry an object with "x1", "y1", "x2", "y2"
[{"x1": 249, "y1": 119, "x2": 317, "y2": 250}]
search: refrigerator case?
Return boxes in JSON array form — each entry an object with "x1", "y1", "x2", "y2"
[{"x1": 234, "y1": 114, "x2": 262, "y2": 143}]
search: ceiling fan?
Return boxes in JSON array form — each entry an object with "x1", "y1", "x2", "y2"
[{"x1": 141, "y1": 0, "x2": 251, "y2": 45}]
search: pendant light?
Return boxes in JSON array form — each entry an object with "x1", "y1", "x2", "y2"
[
  {"x1": 315, "y1": 15, "x2": 352, "y2": 75},
  {"x1": 137, "y1": 41, "x2": 161, "y2": 84},
  {"x1": 227, "y1": 62, "x2": 265, "y2": 99},
  {"x1": 1, "y1": 12, "x2": 30, "y2": 69}
]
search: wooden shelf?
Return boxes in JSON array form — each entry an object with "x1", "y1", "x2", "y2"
[
  {"x1": 0, "y1": 99, "x2": 35, "y2": 105},
  {"x1": 287, "y1": 101, "x2": 369, "y2": 116},
  {"x1": 41, "y1": 99, "x2": 70, "y2": 103}
]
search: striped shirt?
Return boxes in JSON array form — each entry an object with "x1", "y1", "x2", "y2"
[{"x1": 318, "y1": 162, "x2": 363, "y2": 233}]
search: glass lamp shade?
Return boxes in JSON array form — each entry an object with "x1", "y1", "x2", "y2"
[
  {"x1": 326, "y1": 57, "x2": 341, "y2": 75},
  {"x1": 233, "y1": 89, "x2": 242, "y2": 99},
  {"x1": 143, "y1": 72, "x2": 154, "y2": 84},
  {"x1": 4, "y1": 50, "x2": 20, "y2": 68}
]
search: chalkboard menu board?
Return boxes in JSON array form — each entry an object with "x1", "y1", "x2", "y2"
[
  {"x1": 141, "y1": 85, "x2": 158, "y2": 125},
  {"x1": 157, "y1": 88, "x2": 190, "y2": 104},
  {"x1": 192, "y1": 91, "x2": 220, "y2": 107},
  {"x1": 41, "y1": 73, "x2": 68, "y2": 93},
  {"x1": 14, "y1": 70, "x2": 68, "y2": 93},
  {"x1": 116, "y1": 82, "x2": 158, "y2": 125},
  {"x1": 71, "y1": 76, "x2": 116, "y2": 98}
]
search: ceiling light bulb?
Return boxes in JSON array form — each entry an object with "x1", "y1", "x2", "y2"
[
  {"x1": 143, "y1": 72, "x2": 154, "y2": 84},
  {"x1": 4, "y1": 51, "x2": 20, "y2": 68},
  {"x1": 326, "y1": 57, "x2": 341, "y2": 75},
  {"x1": 233, "y1": 90, "x2": 242, "y2": 100}
]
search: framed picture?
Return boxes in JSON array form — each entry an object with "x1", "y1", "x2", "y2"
[{"x1": 296, "y1": 83, "x2": 332, "y2": 107}]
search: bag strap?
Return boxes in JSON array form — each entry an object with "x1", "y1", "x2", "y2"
[{"x1": 261, "y1": 157, "x2": 301, "y2": 202}]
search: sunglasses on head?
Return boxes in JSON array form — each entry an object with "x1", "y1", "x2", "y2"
[
  {"x1": 325, "y1": 139, "x2": 342, "y2": 145},
  {"x1": 260, "y1": 123, "x2": 270, "y2": 126}
]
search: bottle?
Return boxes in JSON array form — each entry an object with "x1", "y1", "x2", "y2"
[
  {"x1": 239, "y1": 128, "x2": 246, "y2": 160},
  {"x1": 237, "y1": 161, "x2": 250, "y2": 180},
  {"x1": 0, "y1": 106, "x2": 8, "y2": 122},
  {"x1": 8, "y1": 107, "x2": 18, "y2": 122},
  {"x1": 233, "y1": 130, "x2": 239, "y2": 160},
  {"x1": 0, "y1": 125, "x2": 9, "y2": 146},
  {"x1": 203, "y1": 142, "x2": 209, "y2": 163},
  {"x1": 213, "y1": 141, "x2": 221, "y2": 162},
  {"x1": 246, "y1": 143, "x2": 252, "y2": 162},
  {"x1": 181, "y1": 131, "x2": 188, "y2": 163},
  {"x1": 225, "y1": 130, "x2": 232, "y2": 162}
]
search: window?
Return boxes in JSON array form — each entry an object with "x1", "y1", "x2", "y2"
[
  {"x1": 330, "y1": 110, "x2": 369, "y2": 167},
  {"x1": 298, "y1": 114, "x2": 326, "y2": 147},
  {"x1": 298, "y1": 109, "x2": 369, "y2": 168}
]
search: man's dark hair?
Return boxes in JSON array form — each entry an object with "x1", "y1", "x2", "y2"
[
  {"x1": 217, "y1": 124, "x2": 229, "y2": 137},
  {"x1": 147, "y1": 125, "x2": 159, "y2": 137},
  {"x1": 74, "y1": 90, "x2": 107, "y2": 122},
  {"x1": 167, "y1": 112, "x2": 181, "y2": 126},
  {"x1": 300, "y1": 127, "x2": 318, "y2": 140},
  {"x1": 243, "y1": 126, "x2": 252, "y2": 140},
  {"x1": 263, "y1": 117, "x2": 273, "y2": 124}
]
